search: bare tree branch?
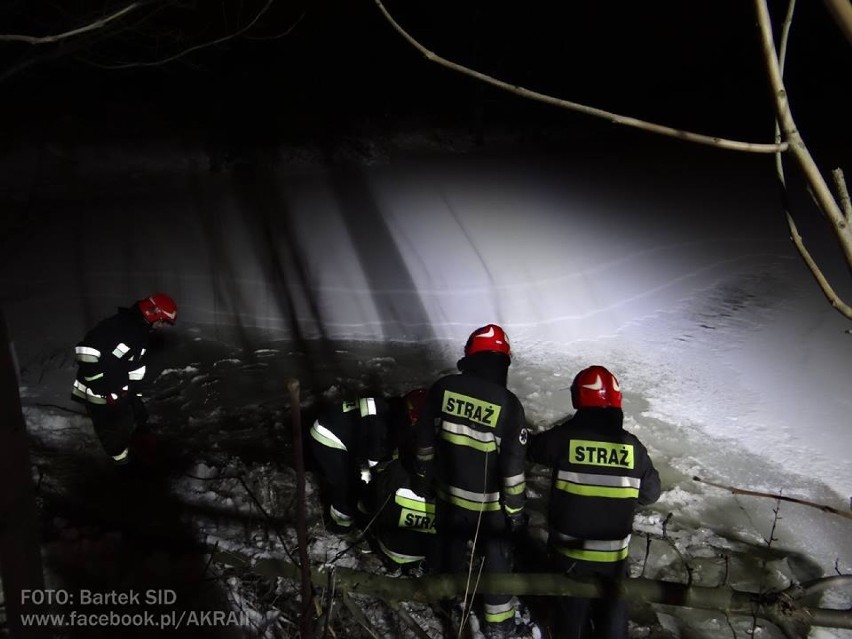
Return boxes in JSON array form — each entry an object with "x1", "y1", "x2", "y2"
[
  {"x1": 0, "y1": 2, "x2": 144, "y2": 45},
  {"x1": 833, "y1": 169, "x2": 851, "y2": 223},
  {"x1": 373, "y1": 0, "x2": 852, "y2": 324},
  {"x1": 371, "y1": 0, "x2": 788, "y2": 154},
  {"x1": 822, "y1": 0, "x2": 852, "y2": 44},
  {"x1": 754, "y1": 0, "x2": 852, "y2": 321}
]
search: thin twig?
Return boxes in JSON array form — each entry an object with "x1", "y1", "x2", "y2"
[
  {"x1": 693, "y1": 476, "x2": 852, "y2": 521},
  {"x1": 91, "y1": 0, "x2": 278, "y2": 69},
  {"x1": 386, "y1": 600, "x2": 433, "y2": 639},
  {"x1": 341, "y1": 591, "x2": 381, "y2": 639}
]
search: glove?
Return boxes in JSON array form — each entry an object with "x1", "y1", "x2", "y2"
[
  {"x1": 506, "y1": 512, "x2": 529, "y2": 536},
  {"x1": 105, "y1": 389, "x2": 129, "y2": 406}
]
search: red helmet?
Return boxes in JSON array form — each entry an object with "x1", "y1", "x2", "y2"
[
  {"x1": 138, "y1": 293, "x2": 177, "y2": 325},
  {"x1": 464, "y1": 324, "x2": 511, "y2": 358},
  {"x1": 403, "y1": 388, "x2": 428, "y2": 427},
  {"x1": 571, "y1": 365, "x2": 622, "y2": 409}
]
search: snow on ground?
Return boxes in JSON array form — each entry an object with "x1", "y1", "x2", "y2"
[{"x1": 2, "y1": 137, "x2": 851, "y2": 637}]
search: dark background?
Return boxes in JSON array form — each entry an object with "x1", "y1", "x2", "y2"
[{"x1": 1, "y1": 0, "x2": 848, "y2": 163}]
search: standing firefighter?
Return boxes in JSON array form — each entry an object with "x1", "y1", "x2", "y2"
[
  {"x1": 71, "y1": 293, "x2": 177, "y2": 465},
  {"x1": 528, "y1": 365, "x2": 661, "y2": 639},
  {"x1": 309, "y1": 395, "x2": 395, "y2": 535},
  {"x1": 414, "y1": 324, "x2": 529, "y2": 639}
]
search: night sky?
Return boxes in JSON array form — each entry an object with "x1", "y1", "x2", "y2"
[{"x1": 1, "y1": 0, "x2": 849, "y2": 164}]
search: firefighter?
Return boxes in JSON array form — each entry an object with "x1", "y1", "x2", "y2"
[
  {"x1": 71, "y1": 293, "x2": 177, "y2": 465},
  {"x1": 309, "y1": 394, "x2": 396, "y2": 535},
  {"x1": 362, "y1": 388, "x2": 438, "y2": 575},
  {"x1": 414, "y1": 324, "x2": 529, "y2": 639},
  {"x1": 527, "y1": 365, "x2": 661, "y2": 639}
]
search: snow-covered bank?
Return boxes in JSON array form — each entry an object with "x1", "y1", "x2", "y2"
[{"x1": 2, "y1": 138, "x2": 851, "y2": 636}]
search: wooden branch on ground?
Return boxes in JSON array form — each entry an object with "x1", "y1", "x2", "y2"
[
  {"x1": 210, "y1": 547, "x2": 852, "y2": 630},
  {"x1": 692, "y1": 476, "x2": 852, "y2": 521}
]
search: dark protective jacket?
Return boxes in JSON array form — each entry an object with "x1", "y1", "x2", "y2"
[
  {"x1": 415, "y1": 368, "x2": 527, "y2": 518},
  {"x1": 364, "y1": 459, "x2": 437, "y2": 565},
  {"x1": 528, "y1": 407, "x2": 661, "y2": 563},
  {"x1": 309, "y1": 396, "x2": 394, "y2": 468},
  {"x1": 72, "y1": 306, "x2": 151, "y2": 405}
]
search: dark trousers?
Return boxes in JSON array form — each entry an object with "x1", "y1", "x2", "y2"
[
  {"x1": 435, "y1": 500, "x2": 514, "y2": 626},
  {"x1": 309, "y1": 440, "x2": 360, "y2": 526},
  {"x1": 86, "y1": 396, "x2": 146, "y2": 461},
  {"x1": 551, "y1": 553, "x2": 629, "y2": 639}
]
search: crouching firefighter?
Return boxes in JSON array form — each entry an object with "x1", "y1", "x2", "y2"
[
  {"x1": 362, "y1": 388, "x2": 438, "y2": 575},
  {"x1": 71, "y1": 293, "x2": 177, "y2": 465},
  {"x1": 309, "y1": 394, "x2": 395, "y2": 535}
]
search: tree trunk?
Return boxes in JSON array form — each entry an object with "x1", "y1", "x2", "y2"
[
  {"x1": 0, "y1": 311, "x2": 47, "y2": 638},
  {"x1": 211, "y1": 547, "x2": 852, "y2": 631}
]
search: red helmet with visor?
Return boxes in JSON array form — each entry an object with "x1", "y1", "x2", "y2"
[
  {"x1": 464, "y1": 324, "x2": 511, "y2": 358},
  {"x1": 138, "y1": 293, "x2": 177, "y2": 325},
  {"x1": 571, "y1": 365, "x2": 622, "y2": 409}
]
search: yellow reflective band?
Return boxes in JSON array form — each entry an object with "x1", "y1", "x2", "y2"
[
  {"x1": 75, "y1": 346, "x2": 101, "y2": 363},
  {"x1": 112, "y1": 448, "x2": 129, "y2": 462},
  {"x1": 330, "y1": 505, "x2": 354, "y2": 526},
  {"x1": 310, "y1": 422, "x2": 348, "y2": 451},
  {"x1": 112, "y1": 343, "x2": 130, "y2": 358},
  {"x1": 395, "y1": 495, "x2": 436, "y2": 514},
  {"x1": 556, "y1": 481, "x2": 639, "y2": 499},
  {"x1": 483, "y1": 607, "x2": 515, "y2": 624},
  {"x1": 341, "y1": 401, "x2": 358, "y2": 413},
  {"x1": 555, "y1": 545, "x2": 629, "y2": 563},
  {"x1": 128, "y1": 365, "x2": 146, "y2": 381},
  {"x1": 359, "y1": 397, "x2": 377, "y2": 417},
  {"x1": 504, "y1": 482, "x2": 526, "y2": 496},
  {"x1": 84, "y1": 373, "x2": 104, "y2": 382},
  {"x1": 440, "y1": 431, "x2": 497, "y2": 453},
  {"x1": 442, "y1": 390, "x2": 502, "y2": 428},
  {"x1": 378, "y1": 539, "x2": 425, "y2": 564},
  {"x1": 437, "y1": 488, "x2": 501, "y2": 512},
  {"x1": 569, "y1": 440, "x2": 635, "y2": 469}
]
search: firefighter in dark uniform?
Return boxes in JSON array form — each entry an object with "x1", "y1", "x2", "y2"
[
  {"x1": 528, "y1": 365, "x2": 661, "y2": 639},
  {"x1": 309, "y1": 395, "x2": 395, "y2": 534},
  {"x1": 71, "y1": 293, "x2": 177, "y2": 464},
  {"x1": 414, "y1": 324, "x2": 529, "y2": 639},
  {"x1": 362, "y1": 388, "x2": 438, "y2": 575}
]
